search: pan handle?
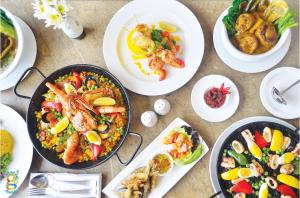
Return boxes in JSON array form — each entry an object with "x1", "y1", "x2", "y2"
[
  {"x1": 115, "y1": 132, "x2": 143, "y2": 165},
  {"x1": 14, "y1": 66, "x2": 46, "y2": 99},
  {"x1": 209, "y1": 191, "x2": 222, "y2": 198}
]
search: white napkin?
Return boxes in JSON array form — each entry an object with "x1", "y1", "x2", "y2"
[{"x1": 28, "y1": 173, "x2": 101, "y2": 198}]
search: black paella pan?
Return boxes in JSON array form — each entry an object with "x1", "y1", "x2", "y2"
[
  {"x1": 209, "y1": 116, "x2": 299, "y2": 198},
  {"x1": 14, "y1": 64, "x2": 143, "y2": 169}
]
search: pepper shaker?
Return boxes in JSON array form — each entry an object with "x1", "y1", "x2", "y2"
[
  {"x1": 141, "y1": 111, "x2": 158, "y2": 127},
  {"x1": 154, "y1": 99, "x2": 171, "y2": 115}
]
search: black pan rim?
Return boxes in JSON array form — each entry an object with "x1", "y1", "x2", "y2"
[{"x1": 26, "y1": 64, "x2": 132, "y2": 170}]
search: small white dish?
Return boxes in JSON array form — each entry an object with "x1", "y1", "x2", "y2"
[
  {"x1": 220, "y1": 8, "x2": 291, "y2": 62},
  {"x1": 213, "y1": 9, "x2": 291, "y2": 73},
  {"x1": 0, "y1": 17, "x2": 37, "y2": 91},
  {"x1": 103, "y1": 117, "x2": 209, "y2": 198},
  {"x1": 191, "y1": 75, "x2": 239, "y2": 122},
  {"x1": 103, "y1": 0, "x2": 204, "y2": 96},
  {"x1": 0, "y1": 7, "x2": 24, "y2": 80},
  {"x1": 260, "y1": 67, "x2": 300, "y2": 119},
  {"x1": 0, "y1": 104, "x2": 33, "y2": 198},
  {"x1": 150, "y1": 151, "x2": 174, "y2": 176}
]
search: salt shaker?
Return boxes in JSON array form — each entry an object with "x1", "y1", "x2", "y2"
[
  {"x1": 154, "y1": 99, "x2": 171, "y2": 115},
  {"x1": 141, "y1": 111, "x2": 158, "y2": 127}
]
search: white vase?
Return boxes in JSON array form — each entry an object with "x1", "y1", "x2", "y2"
[{"x1": 61, "y1": 16, "x2": 85, "y2": 39}]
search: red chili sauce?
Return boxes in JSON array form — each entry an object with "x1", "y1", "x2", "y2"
[{"x1": 204, "y1": 87, "x2": 227, "y2": 108}]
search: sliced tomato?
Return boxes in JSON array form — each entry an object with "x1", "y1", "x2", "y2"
[{"x1": 90, "y1": 144, "x2": 104, "y2": 161}]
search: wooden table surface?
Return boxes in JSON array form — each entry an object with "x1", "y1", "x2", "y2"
[{"x1": 0, "y1": 0, "x2": 299, "y2": 197}]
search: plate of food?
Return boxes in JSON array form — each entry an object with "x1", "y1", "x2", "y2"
[
  {"x1": 14, "y1": 64, "x2": 143, "y2": 169},
  {"x1": 209, "y1": 116, "x2": 299, "y2": 198},
  {"x1": 102, "y1": 117, "x2": 209, "y2": 198},
  {"x1": 191, "y1": 75, "x2": 239, "y2": 122},
  {"x1": 103, "y1": 0, "x2": 204, "y2": 95},
  {"x1": 214, "y1": 0, "x2": 297, "y2": 73},
  {"x1": 0, "y1": 104, "x2": 33, "y2": 198}
]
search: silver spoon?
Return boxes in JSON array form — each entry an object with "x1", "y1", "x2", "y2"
[
  {"x1": 272, "y1": 79, "x2": 300, "y2": 105},
  {"x1": 30, "y1": 174, "x2": 92, "y2": 189}
]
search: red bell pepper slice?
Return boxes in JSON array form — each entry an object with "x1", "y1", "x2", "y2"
[
  {"x1": 90, "y1": 144, "x2": 104, "y2": 161},
  {"x1": 230, "y1": 180, "x2": 253, "y2": 194},
  {"x1": 254, "y1": 131, "x2": 268, "y2": 148},
  {"x1": 73, "y1": 72, "x2": 82, "y2": 89},
  {"x1": 42, "y1": 101, "x2": 62, "y2": 112},
  {"x1": 277, "y1": 184, "x2": 297, "y2": 198}
]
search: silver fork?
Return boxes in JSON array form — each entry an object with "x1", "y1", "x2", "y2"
[{"x1": 28, "y1": 187, "x2": 96, "y2": 197}]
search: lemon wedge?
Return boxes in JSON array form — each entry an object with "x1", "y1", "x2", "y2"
[
  {"x1": 277, "y1": 174, "x2": 300, "y2": 189},
  {"x1": 86, "y1": 131, "x2": 101, "y2": 145},
  {"x1": 221, "y1": 168, "x2": 239, "y2": 180},
  {"x1": 264, "y1": 0, "x2": 288, "y2": 23},
  {"x1": 159, "y1": 21, "x2": 177, "y2": 33},
  {"x1": 93, "y1": 97, "x2": 116, "y2": 106},
  {"x1": 270, "y1": 129, "x2": 284, "y2": 151},
  {"x1": 50, "y1": 117, "x2": 69, "y2": 134}
]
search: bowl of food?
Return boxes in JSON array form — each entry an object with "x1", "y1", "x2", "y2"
[
  {"x1": 14, "y1": 64, "x2": 143, "y2": 169},
  {"x1": 150, "y1": 152, "x2": 174, "y2": 176},
  {"x1": 221, "y1": 0, "x2": 297, "y2": 62},
  {"x1": 209, "y1": 116, "x2": 300, "y2": 198},
  {"x1": 0, "y1": 7, "x2": 23, "y2": 80}
]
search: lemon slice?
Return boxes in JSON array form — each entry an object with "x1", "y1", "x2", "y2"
[
  {"x1": 270, "y1": 129, "x2": 284, "y2": 151},
  {"x1": 159, "y1": 21, "x2": 177, "y2": 33},
  {"x1": 86, "y1": 131, "x2": 101, "y2": 145},
  {"x1": 221, "y1": 168, "x2": 239, "y2": 180},
  {"x1": 50, "y1": 117, "x2": 69, "y2": 134},
  {"x1": 277, "y1": 174, "x2": 300, "y2": 189},
  {"x1": 64, "y1": 83, "x2": 75, "y2": 94},
  {"x1": 264, "y1": 0, "x2": 288, "y2": 23},
  {"x1": 93, "y1": 97, "x2": 116, "y2": 106}
]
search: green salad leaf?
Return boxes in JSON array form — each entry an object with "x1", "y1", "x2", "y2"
[
  {"x1": 151, "y1": 29, "x2": 162, "y2": 42},
  {"x1": 274, "y1": 9, "x2": 298, "y2": 35},
  {"x1": 222, "y1": 0, "x2": 248, "y2": 36}
]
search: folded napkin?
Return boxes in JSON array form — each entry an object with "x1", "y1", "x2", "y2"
[{"x1": 28, "y1": 173, "x2": 101, "y2": 198}]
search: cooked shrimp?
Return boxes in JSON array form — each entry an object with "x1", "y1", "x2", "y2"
[
  {"x1": 255, "y1": 23, "x2": 278, "y2": 48},
  {"x1": 156, "y1": 49, "x2": 184, "y2": 68},
  {"x1": 45, "y1": 82, "x2": 67, "y2": 104},
  {"x1": 280, "y1": 164, "x2": 294, "y2": 174},
  {"x1": 63, "y1": 132, "x2": 81, "y2": 165},
  {"x1": 292, "y1": 143, "x2": 300, "y2": 157},
  {"x1": 96, "y1": 106, "x2": 126, "y2": 114},
  {"x1": 235, "y1": 13, "x2": 256, "y2": 33},
  {"x1": 71, "y1": 110, "x2": 97, "y2": 132},
  {"x1": 221, "y1": 157, "x2": 236, "y2": 168},
  {"x1": 235, "y1": 33, "x2": 259, "y2": 54},
  {"x1": 250, "y1": 161, "x2": 264, "y2": 176}
]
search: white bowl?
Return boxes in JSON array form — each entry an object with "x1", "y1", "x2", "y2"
[
  {"x1": 220, "y1": 8, "x2": 291, "y2": 62},
  {"x1": 0, "y1": 7, "x2": 24, "y2": 80}
]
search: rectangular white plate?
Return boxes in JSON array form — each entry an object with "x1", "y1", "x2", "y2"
[{"x1": 103, "y1": 117, "x2": 209, "y2": 198}]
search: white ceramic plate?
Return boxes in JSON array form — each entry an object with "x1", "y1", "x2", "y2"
[
  {"x1": 0, "y1": 17, "x2": 37, "y2": 91},
  {"x1": 191, "y1": 75, "x2": 239, "y2": 122},
  {"x1": 103, "y1": 0, "x2": 204, "y2": 95},
  {"x1": 213, "y1": 9, "x2": 291, "y2": 73},
  {"x1": 209, "y1": 116, "x2": 297, "y2": 198},
  {"x1": 103, "y1": 117, "x2": 209, "y2": 198},
  {"x1": 0, "y1": 104, "x2": 33, "y2": 198},
  {"x1": 260, "y1": 67, "x2": 300, "y2": 119}
]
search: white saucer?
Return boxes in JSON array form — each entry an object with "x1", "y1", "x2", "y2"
[
  {"x1": 260, "y1": 67, "x2": 300, "y2": 119},
  {"x1": 191, "y1": 75, "x2": 239, "y2": 122},
  {"x1": 213, "y1": 9, "x2": 291, "y2": 73},
  {"x1": 0, "y1": 17, "x2": 37, "y2": 91}
]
